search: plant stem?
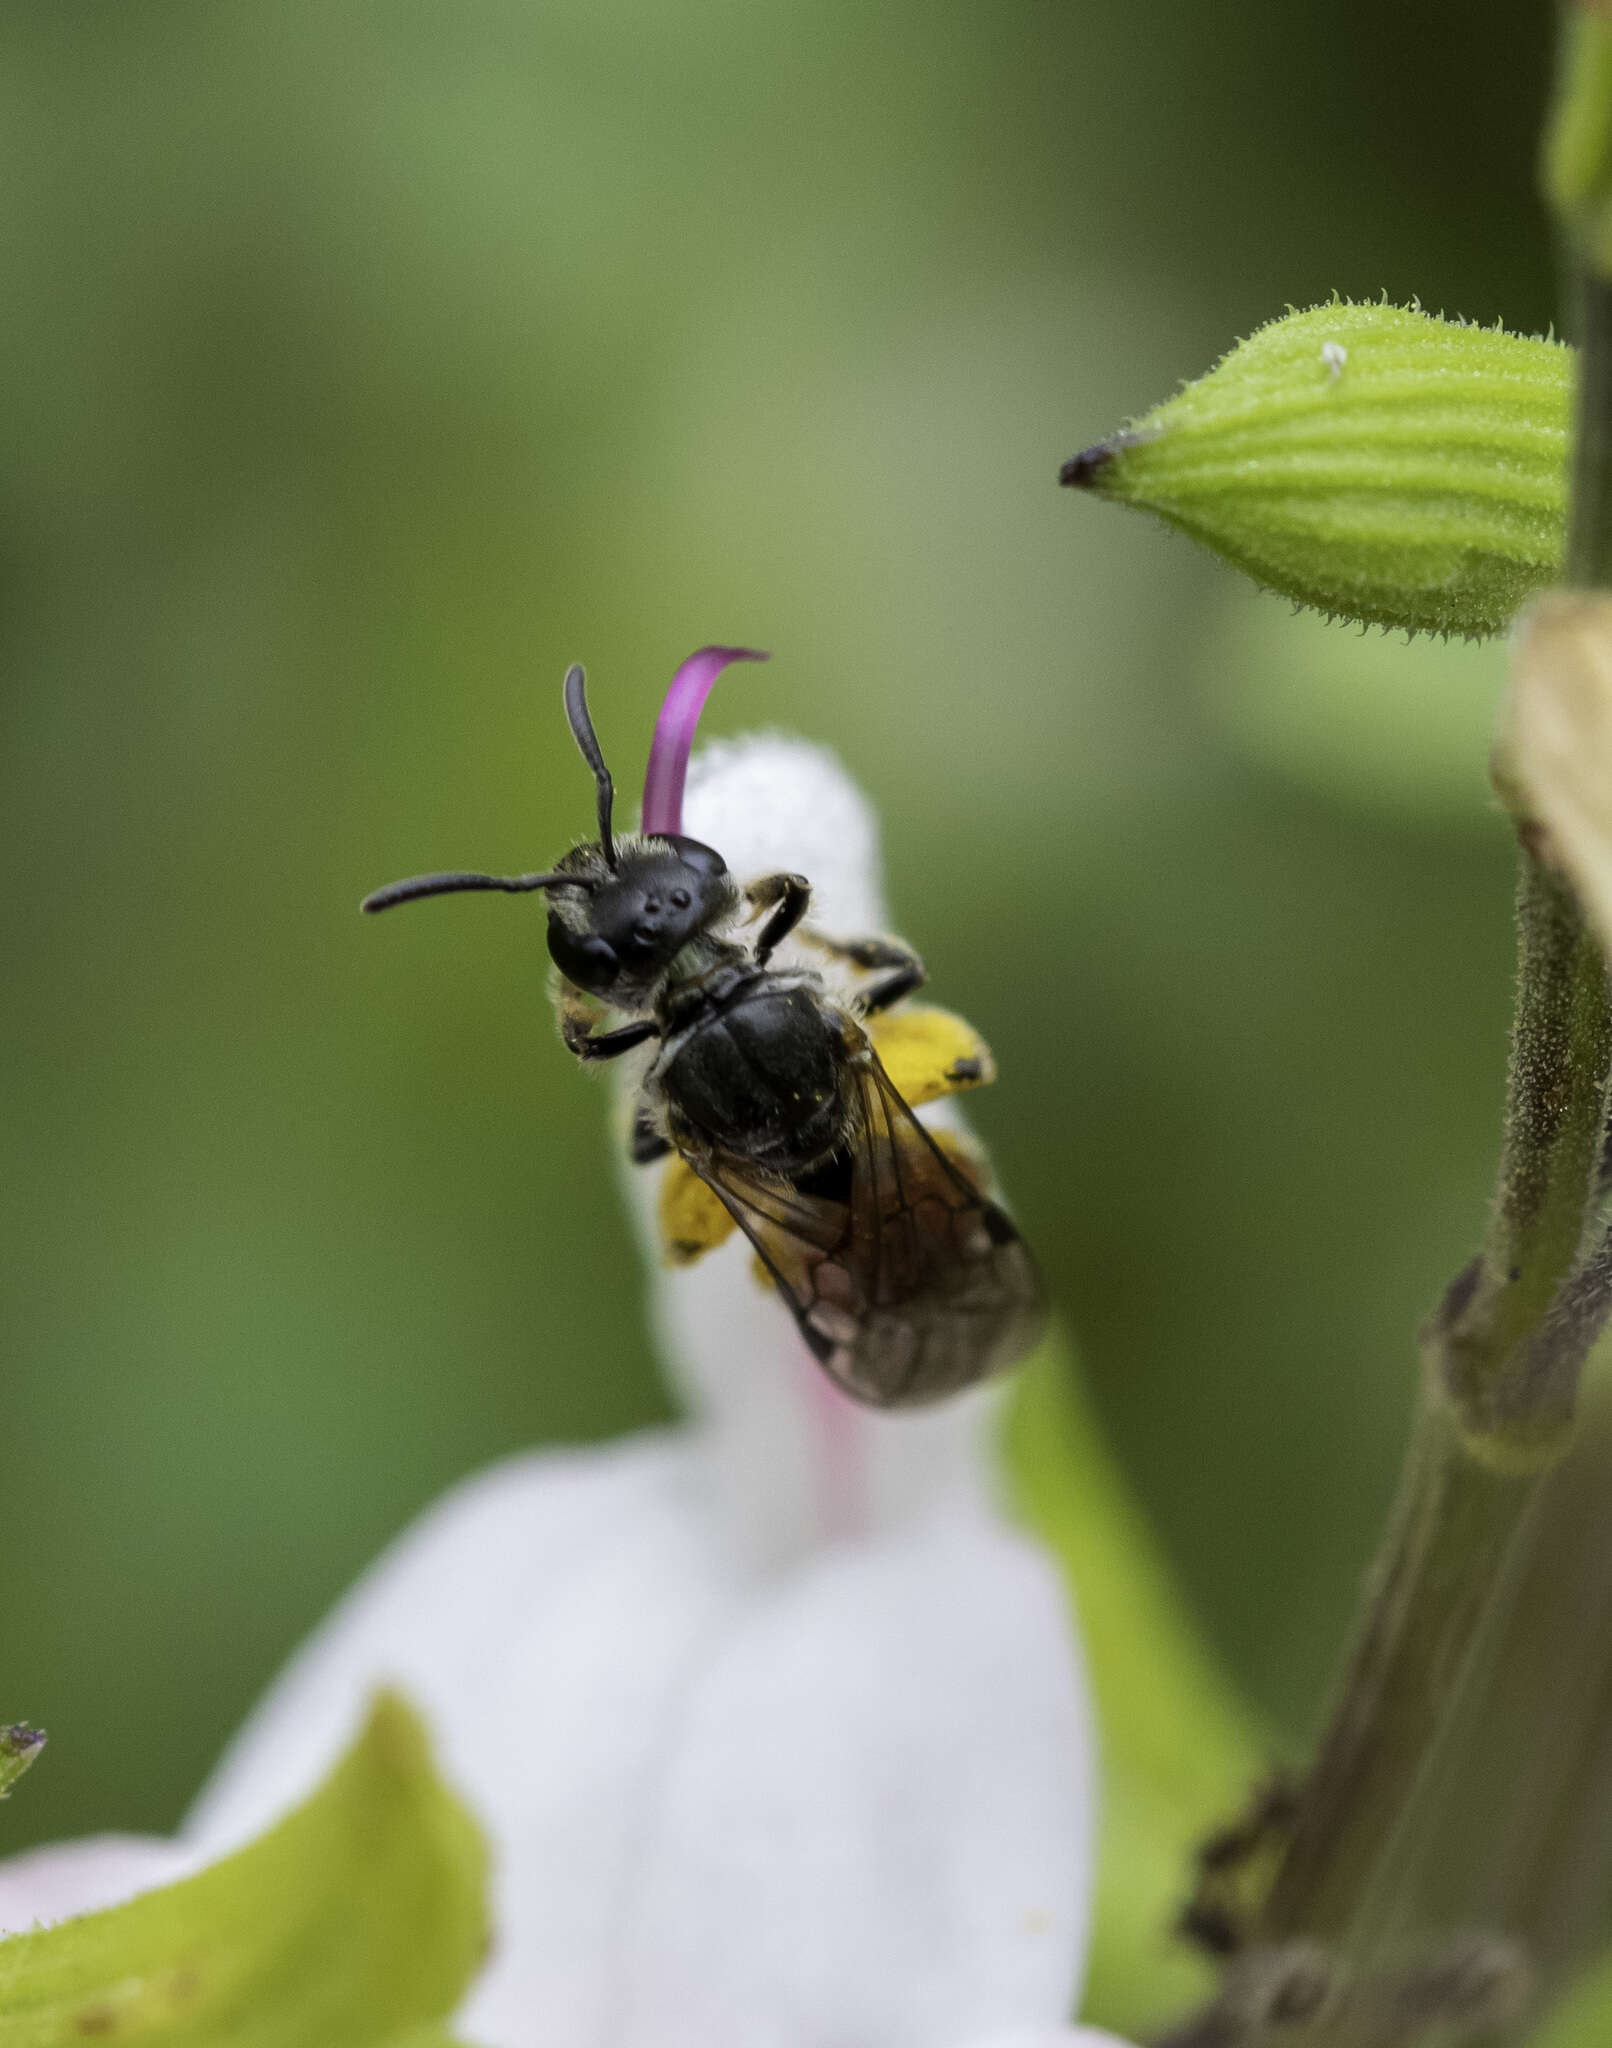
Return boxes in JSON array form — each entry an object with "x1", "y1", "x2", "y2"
[
  {"x1": 1433, "y1": 856, "x2": 1612, "y2": 1459},
  {"x1": 1249, "y1": 832, "x2": 1612, "y2": 1970},
  {"x1": 1255, "y1": 1403, "x2": 1533, "y2": 1947}
]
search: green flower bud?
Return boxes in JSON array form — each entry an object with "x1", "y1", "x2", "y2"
[{"x1": 1062, "y1": 303, "x2": 1571, "y2": 637}]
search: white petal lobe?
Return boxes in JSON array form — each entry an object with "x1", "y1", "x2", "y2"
[
  {"x1": 186, "y1": 1433, "x2": 743, "y2": 2048},
  {"x1": 610, "y1": 1505, "x2": 1092, "y2": 2048},
  {"x1": 180, "y1": 1444, "x2": 1093, "y2": 2048}
]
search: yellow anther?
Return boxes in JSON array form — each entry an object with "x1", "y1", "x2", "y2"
[
  {"x1": 867, "y1": 1004, "x2": 996, "y2": 1104},
  {"x1": 657, "y1": 1158, "x2": 737, "y2": 1266}
]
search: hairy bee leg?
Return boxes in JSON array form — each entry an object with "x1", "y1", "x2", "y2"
[
  {"x1": 560, "y1": 1008, "x2": 661, "y2": 1064},
  {"x1": 860, "y1": 959, "x2": 925, "y2": 1014},
  {"x1": 630, "y1": 1103, "x2": 673, "y2": 1164},
  {"x1": 803, "y1": 930, "x2": 927, "y2": 1015},
  {"x1": 567, "y1": 1018, "x2": 660, "y2": 1061},
  {"x1": 744, "y1": 871, "x2": 812, "y2": 964},
  {"x1": 555, "y1": 978, "x2": 662, "y2": 1064}
]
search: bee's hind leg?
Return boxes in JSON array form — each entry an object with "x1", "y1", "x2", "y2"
[
  {"x1": 629, "y1": 1102, "x2": 672, "y2": 1164},
  {"x1": 805, "y1": 930, "x2": 927, "y2": 1015}
]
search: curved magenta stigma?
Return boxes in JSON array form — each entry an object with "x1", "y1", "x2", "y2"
[{"x1": 640, "y1": 646, "x2": 769, "y2": 836}]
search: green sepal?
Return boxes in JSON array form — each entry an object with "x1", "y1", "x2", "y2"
[
  {"x1": 1063, "y1": 302, "x2": 1570, "y2": 637},
  {"x1": 0, "y1": 1690, "x2": 489, "y2": 2046},
  {"x1": 0, "y1": 1731, "x2": 45, "y2": 1804},
  {"x1": 1002, "y1": 1336, "x2": 1264, "y2": 2041}
]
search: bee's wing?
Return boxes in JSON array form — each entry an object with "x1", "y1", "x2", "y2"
[{"x1": 687, "y1": 1044, "x2": 1044, "y2": 1409}]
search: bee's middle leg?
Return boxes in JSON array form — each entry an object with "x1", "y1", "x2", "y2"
[{"x1": 807, "y1": 931, "x2": 927, "y2": 1015}]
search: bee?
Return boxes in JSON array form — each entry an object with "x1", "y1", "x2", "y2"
[{"x1": 363, "y1": 663, "x2": 1043, "y2": 1407}]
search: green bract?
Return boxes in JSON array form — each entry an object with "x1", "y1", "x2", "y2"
[
  {"x1": 1063, "y1": 302, "x2": 1571, "y2": 636},
  {"x1": 0, "y1": 1692, "x2": 487, "y2": 2047}
]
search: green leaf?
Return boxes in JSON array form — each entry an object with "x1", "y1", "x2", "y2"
[
  {"x1": 1062, "y1": 302, "x2": 1570, "y2": 637},
  {"x1": 1002, "y1": 1337, "x2": 1264, "y2": 2042},
  {"x1": 0, "y1": 1731, "x2": 45, "y2": 1804},
  {"x1": 0, "y1": 1690, "x2": 488, "y2": 2046}
]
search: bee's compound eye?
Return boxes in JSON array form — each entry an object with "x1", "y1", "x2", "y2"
[
  {"x1": 661, "y1": 834, "x2": 727, "y2": 879},
  {"x1": 546, "y1": 922, "x2": 621, "y2": 995}
]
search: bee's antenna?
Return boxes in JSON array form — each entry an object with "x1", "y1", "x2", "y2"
[
  {"x1": 563, "y1": 663, "x2": 617, "y2": 870},
  {"x1": 361, "y1": 870, "x2": 581, "y2": 914}
]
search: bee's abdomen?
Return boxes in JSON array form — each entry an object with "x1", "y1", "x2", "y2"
[{"x1": 664, "y1": 984, "x2": 845, "y2": 1170}]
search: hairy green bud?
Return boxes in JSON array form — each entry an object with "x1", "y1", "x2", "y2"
[{"x1": 1062, "y1": 303, "x2": 1570, "y2": 637}]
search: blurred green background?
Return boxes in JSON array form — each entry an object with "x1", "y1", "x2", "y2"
[{"x1": 0, "y1": 2, "x2": 1556, "y2": 1850}]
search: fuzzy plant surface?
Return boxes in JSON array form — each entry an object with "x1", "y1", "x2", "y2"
[{"x1": 1062, "y1": 302, "x2": 1571, "y2": 638}]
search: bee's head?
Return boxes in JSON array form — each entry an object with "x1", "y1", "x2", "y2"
[
  {"x1": 544, "y1": 833, "x2": 730, "y2": 997},
  {"x1": 361, "y1": 663, "x2": 736, "y2": 996}
]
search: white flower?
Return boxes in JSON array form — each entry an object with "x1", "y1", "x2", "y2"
[{"x1": 0, "y1": 731, "x2": 1131, "y2": 2048}]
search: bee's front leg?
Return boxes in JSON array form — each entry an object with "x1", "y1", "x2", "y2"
[
  {"x1": 744, "y1": 871, "x2": 812, "y2": 964},
  {"x1": 564, "y1": 1016, "x2": 661, "y2": 1062},
  {"x1": 557, "y1": 982, "x2": 661, "y2": 1063},
  {"x1": 803, "y1": 930, "x2": 927, "y2": 1015}
]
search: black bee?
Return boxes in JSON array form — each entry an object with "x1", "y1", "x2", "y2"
[{"x1": 363, "y1": 665, "x2": 1043, "y2": 1407}]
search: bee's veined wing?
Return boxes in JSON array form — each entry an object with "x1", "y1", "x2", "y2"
[{"x1": 684, "y1": 1044, "x2": 1044, "y2": 1409}]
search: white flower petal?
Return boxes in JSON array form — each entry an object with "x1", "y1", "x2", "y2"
[
  {"x1": 186, "y1": 1432, "x2": 740, "y2": 2047},
  {"x1": 0, "y1": 1835, "x2": 199, "y2": 1936},
  {"x1": 682, "y1": 733, "x2": 886, "y2": 936},
  {"x1": 605, "y1": 1504, "x2": 1092, "y2": 2048},
  {"x1": 636, "y1": 1216, "x2": 1004, "y2": 1571},
  {"x1": 958, "y1": 2033, "x2": 1138, "y2": 2048},
  {"x1": 182, "y1": 1436, "x2": 1092, "y2": 2048}
]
